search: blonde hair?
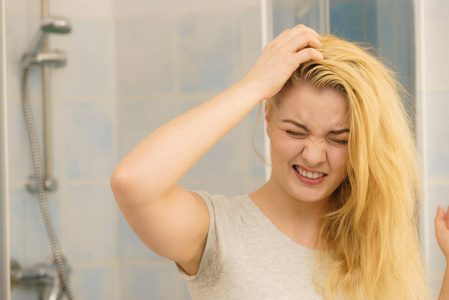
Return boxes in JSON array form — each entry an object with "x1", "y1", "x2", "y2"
[{"x1": 263, "y1": 35, "x2": 431, "y2": 299}]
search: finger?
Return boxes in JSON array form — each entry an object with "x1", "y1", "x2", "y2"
[
  {"x1": 272, "y1": 27, "x2": 300, "y2": 44},
  {"x1": 435, "y1": 207, "x2": 446, "y2": 232},
  {"x1": 266, "y1": 29, "x2": 294, "y2": 52},
  {"x1": 276, "y1": 25, "x2": 320, "y2": 47},
  {"x1": 435, "y1": 206, "x2": 449, "y2": 231},
  {"x1": 294, "y1": 48, "x2": 324, "y2": 65},
  {"x1": 286, "y1": 33, "x2": 322, "y2": 53},
  {"x1": 436, "y1": 206, "x2": 444, "y2": 221},
  {"x1": 289, "y1": 24, "x2": 320, "y2": 39}
]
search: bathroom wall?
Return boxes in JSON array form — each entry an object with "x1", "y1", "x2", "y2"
[
  {"x1": 7, "y1": 0, "x2": 446, "y2": 298},
  {"x1": 113, "y1": 0, "x2": 264, "y2": 298},
  {"x1": 5, "y1": 0, "x2": 119, "y2": 298},
  {"x1": 418, "y1": 0, "x2": 449, "y2": 297},
  {"x1": 5, "y1": 0, "x2": 264, "y2": 299}
]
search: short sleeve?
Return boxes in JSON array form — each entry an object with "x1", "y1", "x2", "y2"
[{"x1": 175, "y1": 190, "x2": 225, "y2": 287}]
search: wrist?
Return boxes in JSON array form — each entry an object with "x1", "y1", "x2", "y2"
[{"x1": 234, "y1": 79, "x2": 269, "y2": 103}]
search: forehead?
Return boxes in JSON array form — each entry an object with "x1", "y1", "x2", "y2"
[{"x1": 274, "y1": 85, "x2": 350, "y2": 131}]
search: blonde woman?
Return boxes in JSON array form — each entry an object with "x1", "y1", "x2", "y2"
[{"x1": 111, "y1": 24, "x2": 448, "y2": 299}]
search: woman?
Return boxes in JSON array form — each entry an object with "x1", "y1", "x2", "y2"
[{"x1": 111, "y1": 24, "x2": 449, "y2": 299}]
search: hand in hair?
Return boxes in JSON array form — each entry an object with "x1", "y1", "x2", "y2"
[
  {"x1": 112, "y1": 26, "x2": 325, "y2": 275},
  {"x1": 435, "y1": 206, "x2": 449, "y2": 259},
  {"x1": 241, "y1": 24, "x2": 324, "y2": 100}
]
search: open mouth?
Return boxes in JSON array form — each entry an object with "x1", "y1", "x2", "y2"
[{"x1": 293, "y1": 165, "x2": 327, "y2": 179}]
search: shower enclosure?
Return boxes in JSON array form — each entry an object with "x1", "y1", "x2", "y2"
[
  {"x1": 0, "y1": 0, "x2": 426, "y2": 299},
  {"x1": 15, "y1": 13, "x2": 74, "y2": 300}
]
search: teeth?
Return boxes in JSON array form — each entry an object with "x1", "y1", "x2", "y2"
[{"x1": 295, "y1": 166, "x2": 325, "y2": 179}]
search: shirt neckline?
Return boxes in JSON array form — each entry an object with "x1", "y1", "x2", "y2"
[{"x1": 242, "y1": 194, "x2": 319, "y2": 252}]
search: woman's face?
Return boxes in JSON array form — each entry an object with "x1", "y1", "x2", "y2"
[{"x1": 266, "y1": 84, "x2": 350, "y2": 204}]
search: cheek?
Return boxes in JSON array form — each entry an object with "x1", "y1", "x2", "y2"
[
  {"x1": 329, "y1": 148, "x2": 349, "y2": 174},
  {"x1": 270, "y1": 129, "x2": 295, "y2": 149},
  {"x1": 270, "y1": 136, "x2": 304, "y2": 159}
]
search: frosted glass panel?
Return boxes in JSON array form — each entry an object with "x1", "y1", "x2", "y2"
[
  {"x1": 273, "y1": 0, "x2": 326, "y2": 36},
  {"x1": 330, "y1": 0, "x2": 415, "y2": 128},
  {"x1": 272, "y1": 0, "x2": 415, "y2": 129}
]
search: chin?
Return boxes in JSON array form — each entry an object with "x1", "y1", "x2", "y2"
[
  {"x1": 298, "y1": 195, "x2": 329, "y2": 203},
  {"x1": 290, "y1": 188, "x2": 331, "y2": 204}
]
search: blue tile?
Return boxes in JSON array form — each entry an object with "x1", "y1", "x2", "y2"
[
  {"x1": 121, "y1": 263, "x2": 185, "y2": 300},
  {"x1": 178, "y1": 13, "x2": 242, "y2": 93},
  {"x1": 7, "y1": 98, "x2": 44, "y2": 188},
  {"x1": 70, "y1": 264, "x2": 119, "y2": 300},
  {"x1": 185, "y1": 129, "x2": 245, "y2": 179},
  {"x1": 9, "y1": 188, "x2": 60, "y2": 267},
  {"x1": 116, "y1": 18, "x2": 175, "y2": 98},
  {"x1": 62, "y1": 183, "x2": 117, "y2": 263},
  {"x1": 64, "y1": 101, "x2": 114, "y2": 179},
  {"x1": 119, "y1": 213, "x2": 162, "y2": 260},
  {"x1": 51, "y1": 19, "x2": 115, "y2": 100},
  {"x1": 179, "y1": 99, "x2": 245, "y2": 179},
  {"x1": 246, "y1": 104, "x2": 267, "y2": 180},
  {"x1": 117, "y1": 99, "x2": 176, "y2": 161}
]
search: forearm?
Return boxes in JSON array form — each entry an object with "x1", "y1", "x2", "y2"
[
  {"x1": 111, "y1": 24, "x2": 324, "y2": 204},
  {"x1": 439, "y1": 261, "x2": 449, "y2": 300},
  {"x1": 112, "y1": 81, "x2": 263, "y2": 203}
]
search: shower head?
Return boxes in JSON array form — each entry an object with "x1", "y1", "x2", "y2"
[
  {"x1": 26, "y1": 16, "x2": 72, "y2": 58},
  {"x1": 41, "y1": 16, "x2": 72, "y2": 34}
]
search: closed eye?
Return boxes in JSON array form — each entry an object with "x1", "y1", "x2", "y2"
[
  {"x1": 286, "y1": 131, "x2": 307, "y2": 138},
  {"x1": 329, "y1": 138, "x2": 348, "y2": 145}
]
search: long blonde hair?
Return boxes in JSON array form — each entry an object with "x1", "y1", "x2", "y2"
[{"x1": 265, "y1": 35, "x2": 431, "y2": 299}]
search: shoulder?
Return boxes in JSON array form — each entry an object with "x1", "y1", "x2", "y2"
[
  {"x1": 192, "y1": 191, "x2": 251, "y2": 216},
  {"x1": 192, "y1": 191, "x2": 258, "y2": 236}
]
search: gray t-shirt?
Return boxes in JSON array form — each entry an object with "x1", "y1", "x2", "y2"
[{"x1": 176, "y1": 191, "x2": 328, "y2": 300}]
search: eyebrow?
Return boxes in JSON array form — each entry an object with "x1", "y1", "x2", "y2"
[{"x1": 281, "y1": 119, "x2": 350, "y2": 134}]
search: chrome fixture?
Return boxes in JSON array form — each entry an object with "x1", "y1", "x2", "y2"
[
  {"x1": 22, "y1": 16, "x2": 71, "y2": 69},
  {"x1": 11, "y1": 256, "x2": 71, "y2": 300},
  {"x1": 22, "y1": 15, "x2": 71, "y2": 194},
  {"x1": 15, "y1": 14, "x2": 75, "y2": 300}
]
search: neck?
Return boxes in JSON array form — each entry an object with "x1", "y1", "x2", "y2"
[
  {"x1": 255, "y1": 177, "x2": 328, "y2": 214},
  {"x1": 250, "y1": 177, "x2": 329, "y2": 237}
]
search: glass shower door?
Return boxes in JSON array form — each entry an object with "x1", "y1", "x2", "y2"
[
  {"x1": 265, "y1": 0, "x2": 416, "y2": 177},
  {"x1": 272, "y1": 0, "x2": 329, "y2": 36}
]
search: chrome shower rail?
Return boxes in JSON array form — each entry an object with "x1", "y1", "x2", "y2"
[{"x1": 17, "y1": 14, "x2": 74, "y2": 300}]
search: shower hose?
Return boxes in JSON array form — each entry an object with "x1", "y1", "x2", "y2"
[{"x1": 21, "y1": 67, "x2": 75, "y2": 300}]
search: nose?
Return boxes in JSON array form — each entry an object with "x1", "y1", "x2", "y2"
[{"x1": 301, "y1": 139, "x2": 327, "y2": 166}]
